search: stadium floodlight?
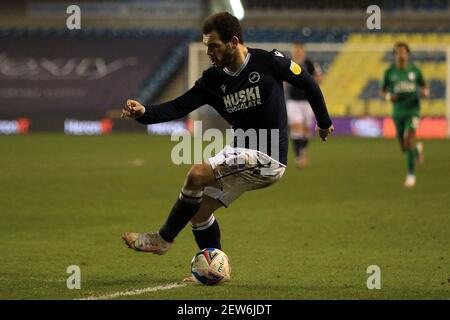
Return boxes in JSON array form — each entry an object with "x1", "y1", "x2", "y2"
[{"x1": 229, "y1": 0, "x2": 244, "y2": 20}]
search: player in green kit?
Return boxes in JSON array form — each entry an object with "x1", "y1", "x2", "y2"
[{"x1": 380, "y1": 42, "x2": 429, "y2": 188}]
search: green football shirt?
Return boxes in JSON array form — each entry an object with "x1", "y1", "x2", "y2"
[{"x1": 381, "y1": 63, "x2": 425, "y2": 116}]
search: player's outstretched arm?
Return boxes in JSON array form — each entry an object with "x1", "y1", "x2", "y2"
[
  {"x1": 295, "y1": 73, "x2": 332, "y2": 139},
  {"x1": 121, "y1": 81, "x2": 208, "y2": 125},
  {"x1": 270, "y1": 50, "x2": 333, "y2": 141},
  {"x1": 285, "y1": 70, "x2": 333, "y2": 141}
]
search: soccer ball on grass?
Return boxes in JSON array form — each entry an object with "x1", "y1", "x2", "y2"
[{"x1": 190, "y1": 248, "x2": 231, "y2": 285}]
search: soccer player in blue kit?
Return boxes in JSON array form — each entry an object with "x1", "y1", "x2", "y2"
[{"x1": 121, "y1": 12, "x2": 334, "y2": 257}]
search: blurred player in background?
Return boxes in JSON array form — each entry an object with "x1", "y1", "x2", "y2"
[
  {"x1": 120, "y1": 12, "x2": 333, "y2": 276},
  {"x1": 380, "y1": 42, "x2": 429, "y2": 188},
  {"x1": 286, "y1": 43, "x2": 324, "y2": 169}
]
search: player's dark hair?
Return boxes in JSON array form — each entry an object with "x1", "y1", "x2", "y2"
[
  {"x1": 202, "y1": 11, "x2": 243, "y2": 44},
  {"x1": 393, "y1": 42, "x2": 411, "y2": 55}
]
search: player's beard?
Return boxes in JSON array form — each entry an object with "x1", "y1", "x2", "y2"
[{"x1": 215, "y1": 46, "x2": 235, "y2": 69}]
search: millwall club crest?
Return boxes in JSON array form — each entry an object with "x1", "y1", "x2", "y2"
[
  {"x1": 249, "y1": 71, "x2": 260, "y2": 84},
  {"x1": 220, "y1": 84, "x2": 226, "y2": 93}
]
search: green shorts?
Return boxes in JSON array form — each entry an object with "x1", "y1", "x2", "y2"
[{"x1": 393, "y1": 114, "x2": 420, "y2": 140}]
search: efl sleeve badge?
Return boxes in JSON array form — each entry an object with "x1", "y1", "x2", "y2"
[{"x1": 289, "y1": 61, "x2": 302, "y2": 75}]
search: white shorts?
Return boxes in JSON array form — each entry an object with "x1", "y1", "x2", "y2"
[
  {"x1": 286, "y1": 100, "x2": 315, "y2": 127},
  {"x1": 204, "y1": 146, "x2": 286, "y2": 207}
]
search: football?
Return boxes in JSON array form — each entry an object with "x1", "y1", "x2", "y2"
[{"x1": 190, "y1": 248, "x2": 231, "y2": 285}]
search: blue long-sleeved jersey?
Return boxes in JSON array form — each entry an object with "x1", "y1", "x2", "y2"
[{"x1": 136, "y1": 48, "x2": 332, "y2": 165}]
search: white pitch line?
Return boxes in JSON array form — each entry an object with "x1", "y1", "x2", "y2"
[{"x1": 77, "y1": 282, "x2": 188, "y2": 300}]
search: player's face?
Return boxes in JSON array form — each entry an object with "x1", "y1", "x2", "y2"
[
  {"x1": 203, "y1": 31, "x2": 235, "y2": 69},
  {"x1": 292, "y1": 45, "x2": 306, "y2": 63},
  {"x1": 394, "y1": 46, "x2": 409, "y2": 64}
]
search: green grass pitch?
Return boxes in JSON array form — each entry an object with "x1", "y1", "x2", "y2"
[{"x1": 0, "y1": 134, "x2": 449, "y2": 299}]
